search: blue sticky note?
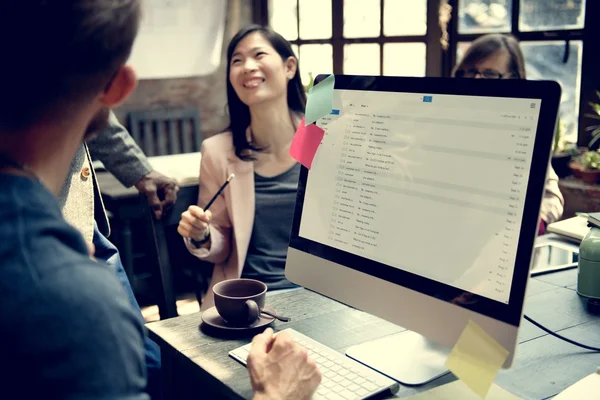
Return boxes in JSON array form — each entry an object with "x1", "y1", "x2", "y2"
[
  {"x1": 330, "y1": 109, "x2": 340, "y2": 115},
  {"x1": 305, "y1": 74, "x2": 335, "y2": 125},
  {"x1": 423, "y1": 96, "x2": 433, "y2": 103}
]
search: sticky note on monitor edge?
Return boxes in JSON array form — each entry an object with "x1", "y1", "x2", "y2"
[
  {"x1": 305, "y1": 74, "x2": 335, "y2": 125},
  {"x1": 445, "y1": 320, "x2": 509, "y2": 399},
  {"x1": 289, "y1": 117, "x2": 325, "y2": 169}
]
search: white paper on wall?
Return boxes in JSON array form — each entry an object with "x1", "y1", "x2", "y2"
[{"x1": 127, "y1": 0, "x2": 226, "y2": 79}]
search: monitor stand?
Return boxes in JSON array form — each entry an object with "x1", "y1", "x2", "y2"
[{"x1": 345, "y1": 330, "x2": 451, "y2": 386}]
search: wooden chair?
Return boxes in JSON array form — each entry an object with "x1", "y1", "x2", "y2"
[
  {"x1": 128, "y1": 108, "x2": 202, "y2": 156},
  {"x1": 144, "y1": 184, "x2": 213, "y2": 320}
]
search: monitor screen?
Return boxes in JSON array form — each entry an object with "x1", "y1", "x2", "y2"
[{"x1": 297, "y1": 88, "x2": 542, "y2": 305}]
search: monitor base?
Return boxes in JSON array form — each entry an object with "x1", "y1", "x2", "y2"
[{"x1": 345, "y1": 330, "x2": 451, "y2": 386}]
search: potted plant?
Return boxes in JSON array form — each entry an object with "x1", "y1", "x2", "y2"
[
  {"x1": 551, "y1": 117, "x2": 578, "y2": 178},
  {"x1": 570, "y1": 151, "x2": 600, "y2": 184},
  {"x1": 585, "y1": 90, "x2": 600, "y2": 151},
  {"x1": 567, "y1": 91, "x2": 600, "y2": 183}
]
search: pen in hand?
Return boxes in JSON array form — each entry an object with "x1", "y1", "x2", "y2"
[
  {"x1": 178, "y1": 174, "x2": 235, "y2": 245},
  {"x1": 204, "y1": 173, "x2": 235, "y2": 211}
]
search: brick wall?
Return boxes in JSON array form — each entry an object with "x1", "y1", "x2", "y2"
[{"x1": 114, "y1": 0, "x2": 253, "y2": 139}]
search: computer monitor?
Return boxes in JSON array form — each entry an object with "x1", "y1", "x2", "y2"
[{"x1": 285, "y1": 75, "x2": 561, "y2": 385}]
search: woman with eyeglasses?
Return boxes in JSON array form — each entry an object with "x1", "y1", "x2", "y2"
[{"x1": 453, "y1": 34, "x2": 564, "y2": 234}]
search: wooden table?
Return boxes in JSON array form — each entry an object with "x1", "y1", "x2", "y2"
[{"x1": 147, "y1": 268, "x2": 600, "y2": 400}]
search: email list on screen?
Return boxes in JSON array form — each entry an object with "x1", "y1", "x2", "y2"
[{"x1": 299, "y1": 90, "x2": 542, "y2": 304}]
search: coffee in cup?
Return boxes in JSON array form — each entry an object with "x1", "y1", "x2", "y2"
[{"x1": 213, "y1": 279, "x2": 267, "y2": 326}]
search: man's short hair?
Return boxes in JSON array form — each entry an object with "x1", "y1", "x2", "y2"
[{"x1": 0, "y1": 1, "x2": 141, "y2": 132}]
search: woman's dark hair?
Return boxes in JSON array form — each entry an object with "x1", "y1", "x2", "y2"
[
  {"x1": 226, "y1": 24, "x2": 306, "y2": 161},
  {"x1": 453, "y1": 34, "x2": 526, "y2": 79}
]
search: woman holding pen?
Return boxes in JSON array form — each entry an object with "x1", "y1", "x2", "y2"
[{"x1": 177, "y1": 25, "x2": 306, "y2": 309}]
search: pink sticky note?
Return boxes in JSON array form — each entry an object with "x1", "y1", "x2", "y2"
[{"x1": 290, "y1": 117, "x2": 325, "y2": 169}]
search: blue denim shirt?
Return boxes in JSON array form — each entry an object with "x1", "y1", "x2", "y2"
[{"x1": 0, "y1": 174, "x2": 148, "y2": 399}]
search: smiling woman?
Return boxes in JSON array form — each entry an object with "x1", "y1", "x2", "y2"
[
  {"x1": 226, "y1": 26, "x2": 307, "y2": 161},
  {"x1": 177, "y1": 25, "x2": 307, "y2": 309}
]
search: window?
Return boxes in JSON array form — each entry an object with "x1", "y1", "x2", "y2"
[
  {"x1": 383, "y1": 43, "x2": 427, "y2": 77},
  {"x1": 452, "y1": 0, "x2": 587, "y2": 144},
  {"x1": 268, "y1": 0, "x2": 429, "y2": 86},
  {"x1": 344, "y1": 43, "x2": 380, "y2": 76},
  {"x1": 519, "y1": 0, "x2": 586, "y2": 31},
  {"x1": 264, "y1": 0, "x2": 591, "y2": 144},
  {"x1": 459, "y1": 0, "x2": 512, "y2": 33},
  {"x1": 521, "y1": 41, "x2": 583, "y2": 143},
  {"x1": 299, "y1": 0, "x2": 332, "y2": 40},
  {"x1": 298, "y1": 44, "x2": 333, "y2": 85},
  {"x1": 269, "y1": 0, "x2": 298, "y2": 41}
]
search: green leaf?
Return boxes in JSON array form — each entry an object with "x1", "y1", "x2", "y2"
[
  {"x1": 305, "y1": 72, "x2": 315, "y2": 91},
  {"x1": 589, "y1": 102, "x2": 600, "y2": 113}
]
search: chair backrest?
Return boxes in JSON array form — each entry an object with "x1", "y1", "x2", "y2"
[
  {"x1": 128, "y1": 108, "x2": 202, "y2": 157},
  {"x1": 144, "y1": 184, "x2": 213, "y2": 320}
]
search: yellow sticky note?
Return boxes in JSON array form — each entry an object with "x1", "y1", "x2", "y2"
[{"x1": 445, "y1": 320, "x2": 509, "y2": 399}]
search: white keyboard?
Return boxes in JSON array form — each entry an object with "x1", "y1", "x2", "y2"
[{"x1": 229, "y1": 328, "x2": 399, "y2": 400}]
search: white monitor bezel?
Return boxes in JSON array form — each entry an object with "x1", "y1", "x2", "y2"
[{"x1": 286, "y1": 75, "x2": 561, "y2": 366}]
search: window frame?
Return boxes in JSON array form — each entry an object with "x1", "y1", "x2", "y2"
[
  {"x1": 259, "y1": 0, "x2": 443, "y2": 77},
  {"x1": 257, "y1": 0, "x2": 598, "y2": 145},
  {"x1": 445, "y1": 0, "x2": 591, "y2": 144}
]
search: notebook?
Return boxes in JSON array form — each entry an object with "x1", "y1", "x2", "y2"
[
  {"x1": 553, "y1": 369, "x2": 600, "y2": 400},
  {"x1": 586, "y1": 212, "x2": 600, "y2": 229},
  {"x1": 546, "y1": 215, "x2": 590, "y2": 242}
]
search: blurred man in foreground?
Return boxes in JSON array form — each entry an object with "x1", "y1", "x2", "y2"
[{"x1": 0, "y1": 1, "x2": 320, "y2": 398}]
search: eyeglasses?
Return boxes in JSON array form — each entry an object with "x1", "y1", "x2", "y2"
[{"x1": 455, "y1": 69, "x2": 517, "y2": 79}]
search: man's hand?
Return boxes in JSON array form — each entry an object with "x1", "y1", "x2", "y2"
[
  {"x1": 134, "y1": 171, "x2": 179, "y2": 219},
  {"x1": 248, "y1": 328, "x2": 321, "y2": 400}
]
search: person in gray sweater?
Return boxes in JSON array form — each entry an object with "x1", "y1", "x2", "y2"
[
  {"x1": 60, "y1": 110, "x2": 179, "y2": 242},
  {"x1": 58, "y1": 111, "x2": 179, "y2": 400}
]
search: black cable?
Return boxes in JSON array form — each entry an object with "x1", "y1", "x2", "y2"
[{"x1": 524, "y1": 314, "x2": 600, "y2": 352}]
